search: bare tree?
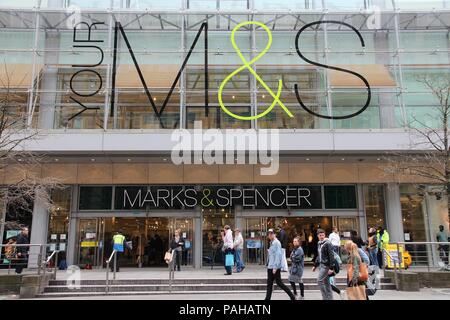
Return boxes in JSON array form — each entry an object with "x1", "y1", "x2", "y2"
[
  {"x1": 0, "y1": 63, "x2": 63, "y2": 234},
  {"x1": 385, "y1": 73, "x2": 450, "y2": 226}
]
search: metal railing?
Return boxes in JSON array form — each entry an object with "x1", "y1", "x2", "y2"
[
  {"x1": 105, "y1": 250, "x2": 117, "y2": 294},
  {"x1": 0, "y1": 243, "x2": 51, "y2": 275},
  {"x1": 43, "y1": 250, "x2": 59, "y2": 280},
  {"x1": 382, "y1": 248, "x2": 400, "y2": 290},
  {"x1": 394, "y1": 241, "x2": 450, "y2": 272}
]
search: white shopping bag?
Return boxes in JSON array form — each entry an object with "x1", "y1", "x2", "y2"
[{"x1": 281, "y1": 248, "x2": 288, "y2": 272}]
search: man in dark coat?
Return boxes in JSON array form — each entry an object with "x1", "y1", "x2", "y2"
[{"x1": 15, "y1": 227, "x2": 29, "y2": 274}]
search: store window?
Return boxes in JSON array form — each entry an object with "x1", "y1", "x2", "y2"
[
  {"x1": 364, "y1": 185, "x2": 386, "y2": 230},
  {"x1": 324, "y1": 185, "x2": 357, "y2": 209},
  {"x1": 79, "y1": 186, "x2": 112, "y2": 210}
]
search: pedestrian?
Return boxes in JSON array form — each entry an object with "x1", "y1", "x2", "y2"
[
  {"x1": 344, "y1": 240, "x2": 368, "y2": 300},
  {"x1": 376, "y1": 226, "x2": 390, "y2": 268},
  {"x1": 265, "y1": 228, "x2": 296, "y2": 300},
  {"x1": 170, "y1": 228, "x2": 185, "y2": 271},
  {"x1": 4, "y1": 237, "x2": 16, "y2": 265},
  {"x1": 329, "y1": 227, "x2": 340, "y2": 255},
  {"x1": 366, "y1": 227, "x2": 378, "y2": 266},
  {"x1": 351, "y1": 230, "x2": 364, "y2": 248},
  {"x1": 233, "y1": 228, "x2": 245, "y2": 273},
  {"x1": 111, "y1": 230, "x2": 126, "y2": 272},
  {"x1": 437, "y1": 225, "x2": 449, "y2": 264},
  {"x1": 277, "y1": 225, "x2": 289, "y2": 272},
  {"x1": 312, "y1": 229, "x2": 336, "y2": 300},
  {"x1": 15, "y1": 227, "x2": 29, "y2": 274},
  {"x1": 288, "y1": 236, "x2": 305, "y2": 300},
  {"x1": 222, "y1": 225, "x2": 234, "y2": 275}
]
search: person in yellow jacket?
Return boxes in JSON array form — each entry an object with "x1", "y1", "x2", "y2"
[
  {"x1": 376, "y1": 226, "x2": 389, "y2": 268},
  {"x1": 111, "y1": 230, "x2": 126, "y2": 272}
]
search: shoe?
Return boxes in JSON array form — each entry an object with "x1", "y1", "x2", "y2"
[{"x1": 224, "y1": 273, "x2": 232, "y2": 275}]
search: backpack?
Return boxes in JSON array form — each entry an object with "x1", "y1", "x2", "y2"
[{"x1": 332, "y1": 250, "x2": 342, "y2": 274}]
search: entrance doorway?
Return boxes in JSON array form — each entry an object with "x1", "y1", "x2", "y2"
[
  {"x1": 202, "y1": 208, "x2": 234, "y2": 267},
  {"x1": 76, "y1": 217, "x2": 194, "y2": 268},
  {"x1": 244, "y1": 216, "x2": 333, "y2": 265}
]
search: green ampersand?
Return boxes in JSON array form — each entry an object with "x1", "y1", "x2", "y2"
[
  {"x1": 218, "y1": 21, "x2": 294, "y2": 120},
  {"x1": 201, "y1": 188, "x2": 214, "y2": 207}
]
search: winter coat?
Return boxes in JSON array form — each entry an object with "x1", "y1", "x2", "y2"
[{"x1": 288, "y1": 246, "x2": 305, "y2": 282}]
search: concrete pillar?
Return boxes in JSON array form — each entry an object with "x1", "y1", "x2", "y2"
[
  {"x1": 28, "y1": 195, "x2": 49, "y2": 268},
  {"x1": 67, "y1": 186, "x2": 78, "y2": 266},
  {"x1": 386, "y1": 183, "x2": 404, "y2": 242},
  {"x1": 194, "y1": 209, "x2": 202, "y2": 269},
  {"x1": 357, "y1": 184, "x2": 368, "y2": 241}
]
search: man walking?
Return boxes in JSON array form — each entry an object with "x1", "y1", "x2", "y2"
[
  {"x1": 312, "y1": 229, "x2": 336, "y2": 300},
  {"x1": 233, "y1": 228, "x2": 245, "y2": 273},
  {"x1": 278, "y1": 225, "x2": 288, "y2": 272},
  {"x1": 222, "y1": 225, "x2": 234, "y2": 275},
  {"x1": 437, "y1": 225, "x2": 449, "y2": 264},
  {"x1": 15, "y1": 227, "x2": 29, "y2": 274},
  {"x1": 329, "y1": 227, "x2": 340, "y2": 255},
  {"x1": 265, "y1": 229, "x2": 295, "y2": 300},
  {"x1": 111, "y1": 230, "x2": 126, "y2": 272}
]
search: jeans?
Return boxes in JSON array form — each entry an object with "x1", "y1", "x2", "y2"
[
  {"x1": 234, "y1": 248, "x2": 245, "y2": 272},
  {"x1": 110, "y1": 252, "x2": 121, "y2": 272},
  {"x1": 317, "y1": 265, "x2": 333, "y2": 300},
  {"x1": 332, "y1": 246, "x2": 340, "y2": 255},
  {"x1": 265, "y1": 269, "x2": 295, "y2": 300},
  {"x1": 174, "y1": 250, "x2": 182, "y2": 271},
  {"x1": 368, "y1": 249, "x2": 378, "y2": 266}
]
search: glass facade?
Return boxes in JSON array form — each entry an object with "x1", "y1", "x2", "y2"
[
  {"x1": 1, "y1": 1, "x2": 449, "y2": 130},
  {"x1": 364, "y1": 184, "x2": 387, "y2": 230}
]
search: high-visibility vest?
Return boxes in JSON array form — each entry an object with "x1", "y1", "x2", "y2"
[
  {"x1": 377, "y1": 231, "x2": 390, "y2": 249},
  {"x1": 113, "y1": 234, "x2": 125, "y2": 252}
]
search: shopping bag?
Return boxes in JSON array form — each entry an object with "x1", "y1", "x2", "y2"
[
  {"x1": 281, "y1": 248, "x2": 288, "y2": 272},
  {"x1": 346, "y1": 285, "x2": 367, "y2": 300},
  {"x1": 225, "y1": 253, "x2": 234, "y2": 267}
]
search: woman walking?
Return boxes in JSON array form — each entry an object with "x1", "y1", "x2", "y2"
[
  {"x1": 289, "y1": 236, "x2": 305, "y2": 300},
  {"x1": 345, "y1": 240, "x2": 368, "y2": 300}
]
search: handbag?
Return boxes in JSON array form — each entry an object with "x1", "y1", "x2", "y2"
[
  {"x1": 347, "y1": 260, "x2": 369, "y2": 282},
  {"x1": 346, "y1": 285, "x2": 367, "y2": 300},
  {"x1": 225, "y1": 253, "x2": 234, "y2": 267},
  {"x1": 164, "y1": 251, "x2": 173, "y2": 264},
  {"x1": 358, "y1": 262, "x2": 369, "y2": 282}
]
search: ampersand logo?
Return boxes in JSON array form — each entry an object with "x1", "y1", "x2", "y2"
[{"x1": 218, "y1": 21, "x2": 294, "y2": 120}]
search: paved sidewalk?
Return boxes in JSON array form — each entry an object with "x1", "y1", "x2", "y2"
[
  {"x1": 2, "y1": 288, "x2": 450, "y2": 300},
  {"x1": 51, "y1": 266, "x2": 349, "y2": 281}
]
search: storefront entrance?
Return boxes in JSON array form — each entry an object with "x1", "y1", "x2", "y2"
[
  {"x1": 76, "y1": 217, "x2": 194, "y2": 268},
  {"x1": 244, "y1": 216, "x2": 359, "y2": 265}
]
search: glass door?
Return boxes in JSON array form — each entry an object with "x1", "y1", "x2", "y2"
[
  {"x1": 245, "y1": 217, "x2": 267, "y2": 265},
  {"x1": 202, "y1": 208, "x2": 234, "y2": 267},
  {"x1": 77, "y1": 218, "x2": 103, "y2": 268},
  {"x1": 336, "y1": 217, "x2": 360, "y2": 242}
]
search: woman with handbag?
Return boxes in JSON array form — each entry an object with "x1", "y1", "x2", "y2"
[
  {"x1": 288, "y1": 236, "x2": 305, "y2": 300},
  {"x1": 344, "y1": 240, "x2": 369, "y2": 300}
]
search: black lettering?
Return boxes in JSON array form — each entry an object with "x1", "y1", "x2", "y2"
[{"x1": 294, "y1": 20, "x2": 371, "y2": 120}]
